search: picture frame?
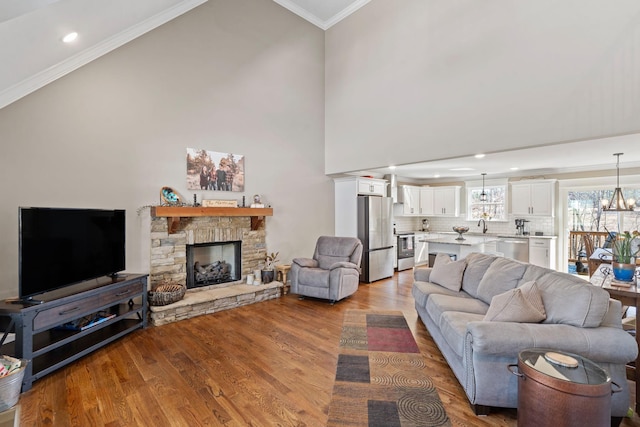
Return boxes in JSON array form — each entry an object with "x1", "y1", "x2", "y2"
[{"x1": 186, "y1": 148, "x2": 245, "y2": 192}]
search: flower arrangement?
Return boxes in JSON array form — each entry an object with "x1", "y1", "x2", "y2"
[
  {"x1": 263, "y1": 251, "x2": 280, "y2": 271},
  {"x1": 606, "y1": 228, "x2": 640, "y2": 264}
]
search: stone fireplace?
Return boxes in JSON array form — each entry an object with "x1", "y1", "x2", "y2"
[
  {"x1": 149, "y1": 214, "x2": 267, "y2": 290},
  {"x1": 146, "y1": 207, "x2": 280, "y2": 326}
]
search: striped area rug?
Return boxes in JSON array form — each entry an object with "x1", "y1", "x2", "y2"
[{"x1": 327, "y1": 309, "x2": 450, "y2": 427}]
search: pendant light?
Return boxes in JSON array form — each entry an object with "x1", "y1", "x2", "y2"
[
  {"x1": 601, "y1": 153, "x2": 636, "y2": 211},
  {"x1": 480, "y1": 173, "x2": 488, "y2": 202}
]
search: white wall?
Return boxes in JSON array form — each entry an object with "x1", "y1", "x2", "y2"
[
  {"x1": 0, "y1": 0, "x2": 330, "y2": 298},
  {"x1": 325, "y1": 0, "x2": 640, "y2": 174}
]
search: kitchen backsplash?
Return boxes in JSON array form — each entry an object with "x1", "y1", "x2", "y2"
[{"x1": 394, "y1": 215, "x2": 556, "y2": 236}]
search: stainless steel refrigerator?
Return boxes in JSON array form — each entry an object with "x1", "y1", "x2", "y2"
[{"x1": 357, "y1": 195, "x2": 394, "y2": 283}]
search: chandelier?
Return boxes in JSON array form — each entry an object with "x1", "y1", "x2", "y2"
[{"x1": 601, "y1": 153, "x2": 636, "y2": 211}]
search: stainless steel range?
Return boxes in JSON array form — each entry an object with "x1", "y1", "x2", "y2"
[{"x1": 396, "y1": 232, "x2": 415, "y2": 271}]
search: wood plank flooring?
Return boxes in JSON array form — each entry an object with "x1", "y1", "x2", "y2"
[{"x1": 18, "y1": 270, "x2": 640, "y2": 426}]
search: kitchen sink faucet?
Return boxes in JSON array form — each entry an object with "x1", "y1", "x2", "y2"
[{"x1": 477, "y1": 218, "x2": 488, "y2": 234}]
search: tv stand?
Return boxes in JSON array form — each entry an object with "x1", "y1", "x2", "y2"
[
  {"x1": 0, "y1": 274, "x2": 147, "y2": 391},
  {"x1": 4, "y1": 297, "x2": 44, "y2": 305}
]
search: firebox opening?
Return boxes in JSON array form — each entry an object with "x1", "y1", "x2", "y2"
[{"x1": 186, "y1": 241, "x2": 241, "y2": 289}]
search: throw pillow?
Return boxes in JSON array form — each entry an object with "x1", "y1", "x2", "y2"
[
  {"x1": 484, "y1": 280, "x2": 546, "y2": 323},
  {"x1": 429, "y1": 253, "x2": 467, "y2": 292},
  {"x1": 476, "y1": 257, "x2": 527, "y2": 304}
]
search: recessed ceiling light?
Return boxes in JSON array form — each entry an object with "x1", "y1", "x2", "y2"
[
  {"x1": 62, "y1": 32, "x2": 78, "y2": 43},
  {"x1": 449, "y1": 168, "x2": 474, "y2": 171},
  {"x1": 474, "y1": 154, "x2": 486, "y2": 159},
  {"x1": 510, "y1": 167, "x2": 519, "y2": 171},
  {"x1": 434, "y1": 174, "x2": 441, "y2": 178},
  {"x1": 388, "y1": 165, "x2": 396, "y2": 170}
]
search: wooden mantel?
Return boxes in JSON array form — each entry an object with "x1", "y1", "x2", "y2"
[{"x1": 151, "y1": 206, "x2": 273, "y2": 234}]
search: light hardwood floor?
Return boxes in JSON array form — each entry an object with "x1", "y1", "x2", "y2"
[{"x1": 18, "y1": 270, "x2": 640, "y2": 426}]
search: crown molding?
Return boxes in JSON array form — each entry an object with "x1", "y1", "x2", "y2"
[
  {"x1": 273, "y1": 0, "x2": 370, "y2": 30},
  {"x1": 0, "y1": 0, "x2": 207, "y2": 110},
  {"x1": 323, "y1": 0, "x2": 370, "y2": 29}
]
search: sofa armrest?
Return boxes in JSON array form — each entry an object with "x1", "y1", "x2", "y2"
[
  {"x1": 414, "y1": 267, "x2": 432, "y2": 282},
  {"x1": 466, "y1": 321, "x2": 638, "y2": 364},
  {"x1": 292, "y1": 258, "x2": 318, "y2": 268},
  {"x1": 329, "y1": 261, "x2": 360, "y2": 271}
]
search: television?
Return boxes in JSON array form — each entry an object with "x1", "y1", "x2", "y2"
[{"x1": 19, "y1": 207, "x2": 126, "y2": 302}]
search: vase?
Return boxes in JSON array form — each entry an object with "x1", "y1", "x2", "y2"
[
  {"x1": 261, "y1": 270, "x2": 274, "y2": 284},
  {"x1": 612, "y1": 259, "x2": 636, "y2": 282}
]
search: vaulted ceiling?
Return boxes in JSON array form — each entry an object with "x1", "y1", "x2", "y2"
[{"x1": 2, "y1": 0, "x2": 639, "y2": 180}]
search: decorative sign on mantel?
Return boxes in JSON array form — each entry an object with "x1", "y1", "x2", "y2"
[{"x1": 202, "y1": 199, "x2": 238, "y2": 208}]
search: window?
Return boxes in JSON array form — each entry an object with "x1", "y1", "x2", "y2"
[
  {"x1": 466, "y1": 180, "x2": 507, "y2": 221},
  {"x1": 568, "y1": 189, "x2": 640, "y2": 232}
]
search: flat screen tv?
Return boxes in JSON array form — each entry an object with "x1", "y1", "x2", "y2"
[{"x1": 19, "y1": 207, "x2": 126, "y2": 302}]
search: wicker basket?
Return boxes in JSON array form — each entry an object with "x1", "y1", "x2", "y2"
[
  {"x1": 0, "y1": 358, "x2": 28, "y2": 412},
  {"x1": 148, "y1": 282, "x2": 186, "y2": 306}
]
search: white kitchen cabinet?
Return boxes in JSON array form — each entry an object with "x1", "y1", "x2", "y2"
[
  {"x1": 393, "y1": 239, "x2": 398, "y2": 269},
  {"x1": 511, "y1": 180, "x2": 555, "y2": 216},
  {"x1": 357, "y1": 177, "x2": 387, "y2": 196},
  {"x1": 528, "y1": 237, "x2": 556, "y2": 269},
  {"x1": 414, "y1": 233, "x2": 429, "y2": 266},
  {"x1": 400, "y1": 186, "x2": 421, "y2": 215},
  {"x1": 433, "y1": 186, "x2": 460, "y2": 216},
  {"x1": 419, "y1": 188, "x2": 434, "y2": 216},
  {"x1": 334, "y1": 177, "x2": 388, "y2": 236}
]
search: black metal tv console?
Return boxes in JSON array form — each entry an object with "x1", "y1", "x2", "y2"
[{"x1": 0, "y1": 274, "x2": 147, "y2": 391}]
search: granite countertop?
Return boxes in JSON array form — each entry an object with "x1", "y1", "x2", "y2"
[
  {"x1": 419, "y1": 234, "x2": 500, "y2": 246},
  {"x1": 397, "y1": 231, "x2": 557, "y2": 241}
]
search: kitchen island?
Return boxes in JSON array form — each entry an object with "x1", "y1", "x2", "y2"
[{"x1": 420, "y1": 234, "x2": 501, "y2": 261}]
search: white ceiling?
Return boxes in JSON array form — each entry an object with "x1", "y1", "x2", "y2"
[
  {"x1": 359, "y1": 133, "x2": 640, "y2": 182},
  {"x1": 1, "y1": 0, "x2": 639, "y2": 182}
]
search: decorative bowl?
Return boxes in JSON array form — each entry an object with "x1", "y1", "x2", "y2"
[{"x1": 452, "y1": 226, "x2": 469, "y2": 240}]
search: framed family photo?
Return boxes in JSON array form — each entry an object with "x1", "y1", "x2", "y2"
[{"x1": 186, "y1": 148, "x2": 245, "y2": 192}]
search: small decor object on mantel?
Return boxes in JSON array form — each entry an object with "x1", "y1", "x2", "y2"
[
  {"x1": 202, "y1": 199, "x2": 238, "y2": 208},
  {"x1": 251, "y1": 194, "x2": 265, "y2": 208},
  {"x1": 261, "y1": 251, "x2": 280, "y2": 284},
  {"x1": 160, "y1": 187, "x2": 181, "y2": 205}
]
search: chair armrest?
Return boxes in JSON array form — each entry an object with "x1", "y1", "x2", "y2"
[
  {"x1": 329, "y1": 261, "x2": 360, "y2": 271},
  {"x1": 292, "y1": 258, "x2": 318, "y2": 268}
]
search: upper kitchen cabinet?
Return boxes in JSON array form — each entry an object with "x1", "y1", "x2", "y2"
[
  {"x1": 399, "y1": 186, "x2": 435, "y2": 216},
  {"x1": 510, "y1": 180, "x2": 556, "y2": 217},
  {"x1": 334, "y1": 177, "x2": 388, "y2": 236},
  {"x1": 357, "y1": 177, "x2": 387, "y2": 196},
  {"x1": 398, "y1": 185, "x2": 459, "y2": 217},
  {"x1": 400, "y1": 185, "x2": 420, "y2": 215},
  {"x1": 433, "y1": 186, "x2": 460, "y2": 217}
]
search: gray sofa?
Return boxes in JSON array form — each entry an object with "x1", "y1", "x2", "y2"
[{"x1": 412, "y1": 252, "x2": 638, "y2": 419}]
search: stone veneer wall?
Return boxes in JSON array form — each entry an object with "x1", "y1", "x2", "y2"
[{"x1": 149, "y1": 215, "x2": 267, "y2": 290}]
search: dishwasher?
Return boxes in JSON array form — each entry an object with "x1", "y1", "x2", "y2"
[{"x1": 496, "y1": 237, "x2": 529, "y2": 262}]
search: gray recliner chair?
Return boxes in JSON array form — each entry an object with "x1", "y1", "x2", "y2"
[{"x1": 290, "y1": 236, "x2": 363, "y2": 303}]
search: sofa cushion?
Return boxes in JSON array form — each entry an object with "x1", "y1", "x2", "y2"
[
  {"x1": 461, "y1": 253, "x2": 498, "y2": 298},
  {"x1": 535, "y1": 271, "x2": 610, "y2": 327},
  {"x1": 484, "y1": 280, "x2": 546, "y2": 323},
  {"x1": 476, "y1": 258, "x2": 527, "y2": 304},
  {"x1": 412, "y1": 281, "x2": 471, "y2": 309},
  {"x1": 430, "y1": 253, "x2": 467, "y2": 291},
  {"x1": 426, "y1": 294, "x2": 489, "y2": 327},
  {"x1": 439, "y1": 311, "x2": 485, "y2": 359}
]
